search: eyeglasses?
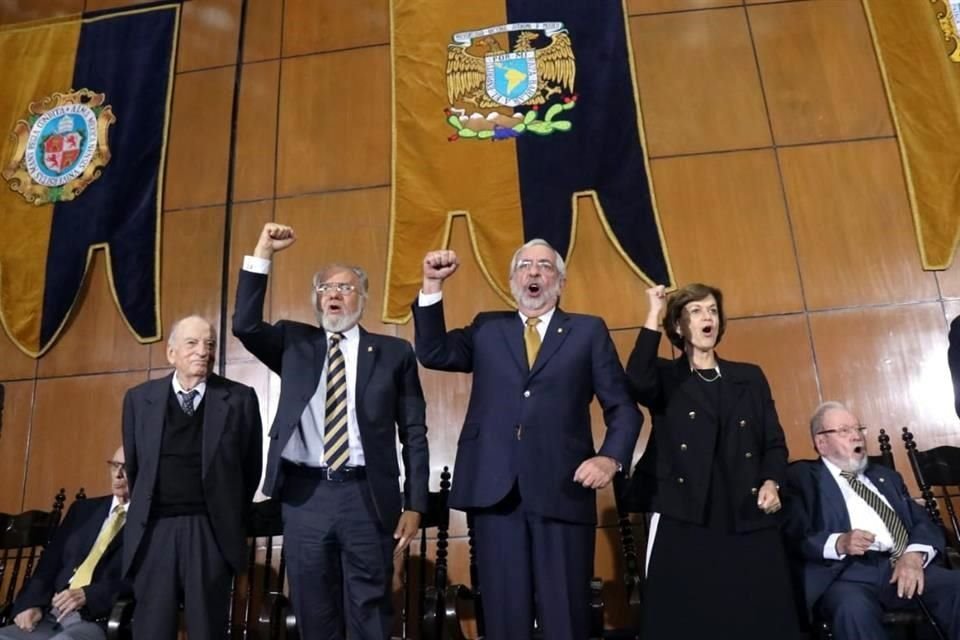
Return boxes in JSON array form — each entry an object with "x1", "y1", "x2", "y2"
[
  {"x1": 514, "y1": 259, "x2": 557, "y2": 273},
  {"x1": 316, "y1": 282, "x2": 357, "y2": 295},
  {"x1": 817, "y1": 425, "x2": 868, "y2": 438},
  {"x1": 106, "y1": 461, "x2": 127, "y2": 475}
]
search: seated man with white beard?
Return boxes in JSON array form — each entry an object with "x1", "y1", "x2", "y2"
[
  {"x1": 783, "y1": 401, "x2": 960, "y2": 640},
  {"x1": 232, "y1": 223, "x2": 429, "y2": 640}
]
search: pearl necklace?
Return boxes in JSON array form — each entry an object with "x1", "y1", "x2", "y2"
[{"x1": 692, "y1": 365, "x2": 721, "y2": 383}]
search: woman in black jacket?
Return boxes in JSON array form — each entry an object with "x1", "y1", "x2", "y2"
[{"x1": 627, "y1": 283, "x2": 801, "y2": 639}]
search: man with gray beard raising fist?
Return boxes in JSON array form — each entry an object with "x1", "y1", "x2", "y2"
[{"x1": 233, "y1": 223, "x2": 429, "y2": 640}]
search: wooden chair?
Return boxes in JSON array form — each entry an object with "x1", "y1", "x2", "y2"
[
  {"x1": 0, "y1": 489, "x2": 68, "y2": 625},
  {"x1": 902, "y1": 426, "x2": 960, "y2": 556}
]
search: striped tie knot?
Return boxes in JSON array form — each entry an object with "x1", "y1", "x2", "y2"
[{"x1": 839, "y1": 470, "x2": 909, "y2": 558}]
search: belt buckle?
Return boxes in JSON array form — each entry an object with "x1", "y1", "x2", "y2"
[{"x1": 325, "y1": 467, "x2": 337, "y2": 482}]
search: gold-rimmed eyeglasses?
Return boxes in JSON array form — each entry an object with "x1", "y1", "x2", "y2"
[{"x1": 817, "y1": 425, "x2": 868, "y2": 438}]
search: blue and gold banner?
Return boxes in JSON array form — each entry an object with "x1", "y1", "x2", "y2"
[
  {"x1": 386, "y1": 0, "x2": 673, "y2": 321},
  {"x1": 0, "y1": 4, "x2": 178, "y2": 357}
]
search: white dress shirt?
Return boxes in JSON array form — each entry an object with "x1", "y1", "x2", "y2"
[{"x1": 172, "y1": 375, "x2": 206, "y2": 412}]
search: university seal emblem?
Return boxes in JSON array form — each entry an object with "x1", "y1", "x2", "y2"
[
  {"x1": 444, "y1": 22, "x2": 577, "y2": 141},
  {"x1": 2, "y1": 89, "x2": 115, "y2": 204}
]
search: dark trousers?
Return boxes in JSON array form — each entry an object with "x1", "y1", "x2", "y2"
[
  {"x1": 818, "y1": 553, "x2": 960, "y2": 640},
  {"x1": 130, "y1": 514, "x2": 233, "y2": 640},
  {"x1": 280, "y1": 469, "x2": 395, "y2": 640},
  {"x1": 472, "y1": 487, "x2": 595, "y2": 640}
]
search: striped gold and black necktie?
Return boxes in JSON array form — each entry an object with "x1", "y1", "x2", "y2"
[
  {"x1": 322, "y1": 333, "x2": 349, "y2": 470},
  {"x1": 840, "y1": 470, "x2": 909, "y2": 558}
]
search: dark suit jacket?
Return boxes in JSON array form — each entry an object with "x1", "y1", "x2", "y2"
[
  {"x1": 626, "y1": 328, "x2": 788, "y2": 531},
  {"x1": 950, "y1": 315, "x2": 960, "y2": 420},
  {"x1": 412, "y1": 301, "x2": 641, "y2": 524},
  {"x1": 13, "y1": 496, "x2": 128, "y2": 620},
  {"x1": 782, "y1": 459, "x2": 944, "y2": 612},
  {"x1": 122, "y1": 373, "x2": 262, "y2": 575},
  {"x1": 232, "y1": 269, "x2": 429, "y2": 530}
]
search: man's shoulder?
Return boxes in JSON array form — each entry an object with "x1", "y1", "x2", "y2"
[
  {"x1": 787, "y1": 459, "x2": 824, "y2": 484},
  {"x1": 126, "y1": 375, "x2": 169, "y2": 397}
]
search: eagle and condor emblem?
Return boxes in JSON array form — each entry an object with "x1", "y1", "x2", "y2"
[
  {"x1": 444, "y1": 22, "x2": 577, "y2": 141},
  {"x1": 3, "y1": 89, "x2": 115, "y2": 204}
]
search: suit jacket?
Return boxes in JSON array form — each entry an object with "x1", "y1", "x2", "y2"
[
  {"x1": 122, "y1": 373, "x2": 262, "y2": 575},
  {"x1": 625, "y1": 328, "x2": 788, "y2": 531},
  {"x1": 232, "y1": 269, "x2": 429, "y2": 530},
  {"x1": 782, "y1": 459, "x2": 944, "y2": 612},
  {"x1": 412, "y1": 301, "x2": 641, "y2": 524},
  {"x1": 13, "y1": 496, "x2": 128, "y2": 620}
]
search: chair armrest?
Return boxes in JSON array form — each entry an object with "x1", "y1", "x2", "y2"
[
  {"x1": 106, "y1": 597, "x2": 134, "y2": 640},
  {"x1": 589, "y1": 577, "x2": 604, "y2": 640}
]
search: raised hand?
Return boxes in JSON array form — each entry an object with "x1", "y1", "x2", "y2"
[
  {"x1": 422, "y1": 250, "x2": 460, "y2": 294},
  {"x1": 644, "y1": 284, "x2": 666, "y2": 330},
  {"x1": 254, "y1": 223, "x2": 296, "y2": 259}
]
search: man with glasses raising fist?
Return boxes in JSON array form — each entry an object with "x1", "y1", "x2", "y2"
[
  {"x1": 783, "y1": 401, "x2": 960, "y2": 640},
  {"x1": 233, "y1": 223, "x2": 429, "y2": 640}
]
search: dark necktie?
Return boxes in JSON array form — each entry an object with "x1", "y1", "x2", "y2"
[
  {"x1": 323, "y1": 334, "x2": 349, "y2": 470},
  {"x1": 840, "y1": 470, "x2": 909, "y2": 558},
  {"x1": 524, "y1": 317, "x2": 541, "y2": 368},
  {"x1": 179, "y1": 389, "x2": 198, "y2": 416}
]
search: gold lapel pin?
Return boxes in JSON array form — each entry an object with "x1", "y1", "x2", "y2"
[
  {"x1": 367, "y1": 346, "x2": 373, "y2": 352},
  {"x1": 558, "y1": 328, "x2": 564, "y2": 333}
]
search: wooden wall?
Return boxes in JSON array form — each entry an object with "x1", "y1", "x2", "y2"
[{"x1": 2, "y1": 0, "x2": 959, "y2": 629}]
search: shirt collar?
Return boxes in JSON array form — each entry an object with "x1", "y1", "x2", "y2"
[
  {"x1": 329, "y1": 324, "x2": 361, "y2": 343},
  {"x1": 172, "y1": 374, "x2": 207, "y2": 397},
  {"x1": 110, "y1": 495, "x2": 128, "y2": 515},
  {"x1": 518, "y1": 306, "x2": 556, "y2": 329},
  {"x1": 821, "y1": 456, "x2": 862, "y2": 479}
]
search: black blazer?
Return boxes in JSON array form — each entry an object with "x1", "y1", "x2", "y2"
[
  {"x1": 626, "y1": 328, "x2": 788, "y2": 531},
  {"x1": 13, "y1": 496, "x2": 128, "y2": 620},
  {"x1": 232, "y1": 269, "x2": 429, "y2": 531},
  {"x1": 412, "y1": 301, "x2": 641, "y2": 524},
  {"x1": 949, "y1": 315, "x2": 960, "y2": 420},
  {"x1": 121, "y1": 373, "x2": 263, "y2": 575},
  {"x1": 782, "y1": 459, "x2": 944, "y2": 612}
]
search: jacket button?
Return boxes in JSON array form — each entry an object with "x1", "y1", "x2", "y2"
[
  {"x1": 523, "y1": 390, "x2": 531, "y2": 398},
  {"x1": 739, "y1": 419, "x2": 747, "y2": 427},
  {"x1": 745, "y1": 452, "x2": 753, "y2": 459},
  {"x1": 680, "y1": 443, "x2": 688, "y2": 451},
  {"x1": 688, "y1": 411, "x2": 696, "y2": 420},
  {"x1": 677, "y1": 477, "x2": 685, "y2": 484},
  {"x1": 751, "y1": 487, "x2": 758, "y2": 495}
]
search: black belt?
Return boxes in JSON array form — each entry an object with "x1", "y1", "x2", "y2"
[{"x1": 282, "y1": 460, "x2": 366, "y2": 482}]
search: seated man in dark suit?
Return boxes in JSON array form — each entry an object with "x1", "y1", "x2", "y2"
[
  {"x1": 783, "y1": 401, "x2": 960, "y2": 640},
  {"x1": 0, "y1": 447, "x2": 129, "y2": 640}
]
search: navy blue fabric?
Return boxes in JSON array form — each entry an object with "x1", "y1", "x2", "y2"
[
  {"x1": 506, "y1": 0, "x2": 670, "y2": 286},
  {"x1": 41, "y1": 7, "x2": 176, "y2": 346}
]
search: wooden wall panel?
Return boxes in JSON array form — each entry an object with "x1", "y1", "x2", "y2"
[
  {"x1": 627, "y1": 0, "x2": 740, "y2": 15},
  {"x1": 651, "y1": 150, "x2": 803, "y2": 317},
  {"x1": 272, "y1": 188, "x2": 394, "y2": 334},
  {"x1": 780, "y1": 140, "x2": 938, "y2": 310},
  {"x1": 282, "y1": 0, "x2": 389, "y2": 57},
  {"x1": 233, "y1": 60, "x2": 280, "y2": 202},
  {"x1": 226, "y1": 200, "x2": 275, "y2": 363},
  {"x1": 719, "y1": 315, "x2": 821, "y2": 459},
  {"x1": 749, "y1": 0, "x2": 892, "y2": 144},
  {"x1": 0, "y1": 331, "x2": 37, "y2": 381},
  {"x1": 277, "y1": 47, "x2": 390, "y2": 196},
  {"x1": 148, "y1": 206, "x2": 227, "y2": 365},
  {"x1": 809, "y1": 304, "x2": 959, "y2": 475},
  {"x1": 23, "y1": 371, "x2": 146, "y2": 510},
  {"x1": 242, "y1": 0, "x2": 283, "y2": 62},
  {"x1": 0, "y1": 381, "x2": 34, "y2": 513},
  {"x1": 0, "y1": 0, "x2": 82, "y2": 25},
  {"x1": 629, "y1": 9, "x2": 770, "y2": 157},
  {"x1": 164, "y1": 66, "x2": 236, "y2": 210},
  {"x1": 937, "y1": 260, "x2": 960, "y2": 300},
  {"x1": 176, "y1": 0, "x2": 242, "y2": 72},
  {"x1": 36, "y1": 250, "x2": 151, "y2": 378}
]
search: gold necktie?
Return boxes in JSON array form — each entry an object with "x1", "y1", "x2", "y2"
[
  {"x1": 524, "y1": 317, "x2": 541, "y2": 368},
  {"x1": 323, "y1": 334, "x2": 350, "y2": 470},
  {"x1": 70, "y1": 505, "x2": 125, "y2": 589}
]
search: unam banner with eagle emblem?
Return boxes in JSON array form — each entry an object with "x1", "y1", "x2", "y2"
[{"x1": 386, "y1": 0, "x2": 673, "y2": 321}]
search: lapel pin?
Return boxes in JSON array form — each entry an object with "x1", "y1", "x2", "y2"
[
  {"x1": 558, "y1": 328, "x2": 563, "y2": 333},
  {"x1": 878, "y1": 477, "x2": 885, "y2": 483},
  {"x1": 368, "y1": 346, "x2": 373, "y2": 352}
]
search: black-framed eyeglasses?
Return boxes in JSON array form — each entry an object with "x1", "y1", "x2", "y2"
[
  {"x1": 316, "y1": 282, "x2": 357, "y2": 295},
  {"x1": 514, "y1": 258, "x2": 557, "y2": 273},
  {"x1": 107, "y1": 461, "x2": 127, "y2": 475},
  {"x1": 817, "y1": 425, "x2": 868, "y2": 437}
]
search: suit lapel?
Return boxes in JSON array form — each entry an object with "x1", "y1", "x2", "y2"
[
  {"x1": 717, "y1": 358, "x2": 747, "y2": 425},
  {"x1": 864, "y1": 465, "x2": 906, "y2": 522},
  {"x1": 77, "y1": 498, "x2": 112, "y2": 556},
  {"x1": 202, "y1": 375, "x2": 230, "y2": 478},
  {"x1": 499, "y1": 314, "x2": 527, "y2": 373},
  {"x1": 355, "y1": 327, "x2": 377, "y2": 406},
  {"x1": 312, "y1": 329, "x2": 329, "y2": 391},
  {"x1": 141, "y1": 376, "x2": 171, "y2": 492},
  {"x1": 529, "y1": 309, "x2": 571, "y2": 378},
  {"x1": 817, "y1": 460, "x2": 852, "y2": 532}
]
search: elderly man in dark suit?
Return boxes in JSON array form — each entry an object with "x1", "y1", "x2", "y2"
[
  {"x1": 412, "y1": 241, "x2": 642, "y2": 640},
  {"x1": 783, "y1": 401, "x2": 960, "y2": 640},
  {"x1": 0, "y1": 447, "x2": 129, "y2": 640},
  {"x1": 121, "y1": 315, "x2": 262, "y2": 640},
  {"x1": 232, "y1": 223, "x2": 429, "y2": 640}
]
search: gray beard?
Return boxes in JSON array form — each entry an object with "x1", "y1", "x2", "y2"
[
  {"x1": 836, "y1": 455, "x2": 869, "y2": 475},
  {"x1": 319, "y1": 308, "x2": 362, "y2": 333},
  {"x1": 510, "y1": 280, "x2": 560, "y2": 312}
]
